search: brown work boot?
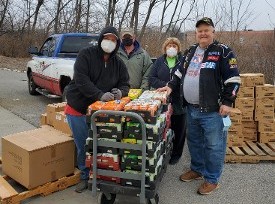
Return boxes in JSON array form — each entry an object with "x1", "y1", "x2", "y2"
[
  {"x1": 197, "y1": 182, "x2": 219, "y2": 195},
  {"x1": 179, "y1": 170, "x2": 203, "y2": 182}
]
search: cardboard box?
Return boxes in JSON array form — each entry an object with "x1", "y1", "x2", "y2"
[
  {"x1": 234, "y1": 98, "x2": 254, "y2": 110},
  {"x1": 254, "y1": 108, "x2": 274, "y2": 121},
  {"x1": 53, "y1": 111, "x2": 72, "y2": 136},
  {"x1": 255, "y1": 97, "x2": 274, "y2": 109},
  {"x1": 229, "y1": 123, "x2": 242, "y2": 132},
  {"x1": 255, "y1": 84, "x2": 275, "y2": 98},
  {"x1": 258, "y1": 132, "x2": 275, "y2": 143},
  {"x1": 240, "y1": 73, "x2": 265, "y2": 87},
  {"x1": 2, "y1": 126, "x2": 75, "y2": 189},
  {"x1": 40, "y1": 113, "x2": 47, "y2": 126},
  {"x1": 258, "y1": 120, "x2": 275, "y2": 132},
  {"x1": 238, "y1": 87, "x2": 254, "y2": 98},
  {"x1": 46, "y1": 103, "x2": 66, "y2": 126},
  {"x1": 241, "y1": 110, "x2": 254, "y2": 121},
  {"x1": 227, "y1": 131, "x2": 243, "y2": 147}
]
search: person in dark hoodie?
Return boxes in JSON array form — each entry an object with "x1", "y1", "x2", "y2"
[
  {"x1": 64, "y1": 26, "x2": 130, "y2": 193},
  {"x1": 149, "y1": 37, "x2": 187, "y2": 165}
]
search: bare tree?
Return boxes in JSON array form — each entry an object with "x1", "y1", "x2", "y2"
[
  {"x1": 117, "y1": 0, "x2": 132, "y2": 32},
  {"x1": 0, "y1": 0, "x2": 10, "y2": 30},
  {"x1": 31, "y1": 0, "x2": 44, "y2": 32},
  {"x1": 54, "y1": 0, "x2": 62, "y2": 33},
  {"x1": 138, "y1": 0, "x2": 160, "y2": 41},
  {"x1": 85, "y1": 0, "x2": 91, "y2": 32}
]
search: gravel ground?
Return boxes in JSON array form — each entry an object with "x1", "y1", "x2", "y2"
[{"x1": 0, "y1": 55, "x2": 30, "y2": 72}]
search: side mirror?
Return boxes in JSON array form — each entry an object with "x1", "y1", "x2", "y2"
[{"x1": 28, "y1": 46, "x2": 39, "y2": 54}]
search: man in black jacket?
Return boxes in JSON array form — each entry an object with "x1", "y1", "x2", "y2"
[
  {"x1": 158, "y1": 17, "x2": 241, "y2": 195},
  {"x1": 65, "y1": 26, "x2": 130, "y2": 193}
]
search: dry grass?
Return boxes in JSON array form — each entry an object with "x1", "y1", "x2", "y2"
[{"x1": 0, "y1": 55, "x2": 30, "y2": 72}]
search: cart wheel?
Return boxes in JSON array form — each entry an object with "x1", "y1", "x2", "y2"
[
  {"x1": 98, "y1": 192, "x2": 116, "y2": 204},
  {"x1": 147, "y1": 193, "x2": 159, "y2": 204}
]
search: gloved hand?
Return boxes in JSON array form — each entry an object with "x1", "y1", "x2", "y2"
[
  {"x1": 111, "y1": 88, "x2": 122, "y2": 100},
  {"x1": 100, "y1": 92, "x2": 114, "y2": 102}
]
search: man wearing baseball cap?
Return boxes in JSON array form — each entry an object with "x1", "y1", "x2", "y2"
[
  {"x1": 117, "y1": 27, "x2": 152, "y2": 91},
  {"x1": 157, "y1": 17, "x2": 241, "y2": 195}
]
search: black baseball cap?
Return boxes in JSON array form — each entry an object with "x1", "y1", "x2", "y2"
[{"x1": 196, "y1": 17, "x2": 214, "y2": 27}]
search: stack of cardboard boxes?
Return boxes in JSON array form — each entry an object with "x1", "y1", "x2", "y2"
[
  {"x1": 2, "y1": 102, "x2": 75, "y2": 189},
  {"x1": 255, "y1": 84, "x2": 275, "y2": 142},
  {"x1": 41, "y1": 102, "x2": 72, "y2": 136},
  {"x1": 227, "y1": 73, "x2": 275, "y2": 147}
]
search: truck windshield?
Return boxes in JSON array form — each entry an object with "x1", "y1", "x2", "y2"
[{"x1": 60, "y1": 36, "x2": 99, "y2": 53}]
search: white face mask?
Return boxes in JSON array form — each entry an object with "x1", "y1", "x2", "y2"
[
  {"x1": 101, "y1": 39, "x2": 116, "y2": 53},
  {"x1": 166, "y1": 47, "x2": 177, "y2": 57}
]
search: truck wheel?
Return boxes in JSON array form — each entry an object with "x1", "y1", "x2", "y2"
[
  {"x1": 62, "y1": 85, "x2": 68, "y2": 102},
  {"x1": 98, "y1": 192, "x2": 116, "y2": 204},
  {"x1": 28, "y1": 72, "x2": 39, "y2": 95}
]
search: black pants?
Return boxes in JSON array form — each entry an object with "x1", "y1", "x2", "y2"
[{"x1": 170, "y1": 113, "x2": 187, "y2": 159}]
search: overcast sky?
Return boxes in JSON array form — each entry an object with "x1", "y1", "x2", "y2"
[
  {"x1": 149, "y1": 0, "x2": 275, "y2": 31},
  {"x1": 250, "y1": 0, "x2": 275, "y2": 30}
]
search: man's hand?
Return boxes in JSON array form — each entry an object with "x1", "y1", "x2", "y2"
[
  {"x1": 111, "y1": 88, "x2": 122, "y2": 100},
  {"x1": 219, "y1": 105, "x2": 231, "y2": 116},
  {"x1": 100, "y1": 92, "x2": 114, "y2": 102},
  {"x1": 156, "y1": 86, "x2": 172, "y2": 95}
]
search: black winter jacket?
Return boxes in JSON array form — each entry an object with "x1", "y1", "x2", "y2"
[
  {"x1": 168, "y1": 41, "x2": 241, "y2": 112},
  {"x1": 149, "y1": 54, "x2": 185, "y2": 115},
  {"x1": 66, "y1": 26, "x2": 130, "y2": 114}
]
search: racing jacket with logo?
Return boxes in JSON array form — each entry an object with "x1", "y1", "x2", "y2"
[{"x1": 168, "y1": 41, "x2": 241, "y2": 112}]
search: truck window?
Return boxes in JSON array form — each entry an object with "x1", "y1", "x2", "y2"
[
  {"x1": 40, "y1": 38, "x2": 56, "y2": 57},
  {"x1": 60, "y1": 36, "x2": 99, "y2": 53}
]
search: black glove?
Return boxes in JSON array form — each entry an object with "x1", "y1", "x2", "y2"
[
  {"x1": 100, "y1": 92, "x2": 114, "y2": 102},
  {"x1": 111, "y1": 88, "x2": 122, "y2": 100}
]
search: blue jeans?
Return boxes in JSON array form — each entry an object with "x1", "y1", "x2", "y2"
[
  {"x1": 66, "y1": 114, "x2": 89, "y2": 180},
  {"x1": 187, "y1": 105, "x2": 227, "y2": 184}
]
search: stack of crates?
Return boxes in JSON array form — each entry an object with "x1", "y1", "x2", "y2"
[{"x1": 85, "y1": 90, "x2": 173, "y2": 189}]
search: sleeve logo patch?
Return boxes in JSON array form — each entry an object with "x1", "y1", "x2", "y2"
[{"x1": 229, "y1": 58, "x2": 237, "y2": 65}]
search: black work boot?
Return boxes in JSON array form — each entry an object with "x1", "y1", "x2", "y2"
[{"x1": 75, "y1": 180, "x2": 88, "y2": 193}]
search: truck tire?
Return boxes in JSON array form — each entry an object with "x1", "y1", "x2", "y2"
[{"x1": 28, "y1": 72, "x2": 39, "y2": 95}]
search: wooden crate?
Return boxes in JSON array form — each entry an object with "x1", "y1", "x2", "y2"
[
  {"x1": 0, "y1": 169, "x2": 80, "y2": 204},
  {"x1": 225, "y1": 141, "x2": 275, "y2": 163}
]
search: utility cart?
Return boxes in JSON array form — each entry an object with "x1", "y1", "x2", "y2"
[{"x1": 87, "y1": 109, "x2": 173, "y2": 204}]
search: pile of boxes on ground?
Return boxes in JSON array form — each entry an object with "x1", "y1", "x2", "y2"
[
  {"x1": 228, "y1": 73, "x2": 275, "y2": 147},
  {"x1": 85, "y1": 90, "x2": 174, "y2": 189},
  {"x1": 2, "y1": 102, "x2": 75, "y2": 189}
]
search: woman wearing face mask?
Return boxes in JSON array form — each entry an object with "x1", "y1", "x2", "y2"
[
  {"x1": 64, "y1": 26, "x2": 130, "y2": 193},
  {"x1": 149, "y1": 37, "x2": 187, "y2": 165}
]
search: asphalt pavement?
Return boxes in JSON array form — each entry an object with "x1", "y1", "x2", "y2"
[{"x1": 0, "y1": 76, "x2": 274, "y2": 204}]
